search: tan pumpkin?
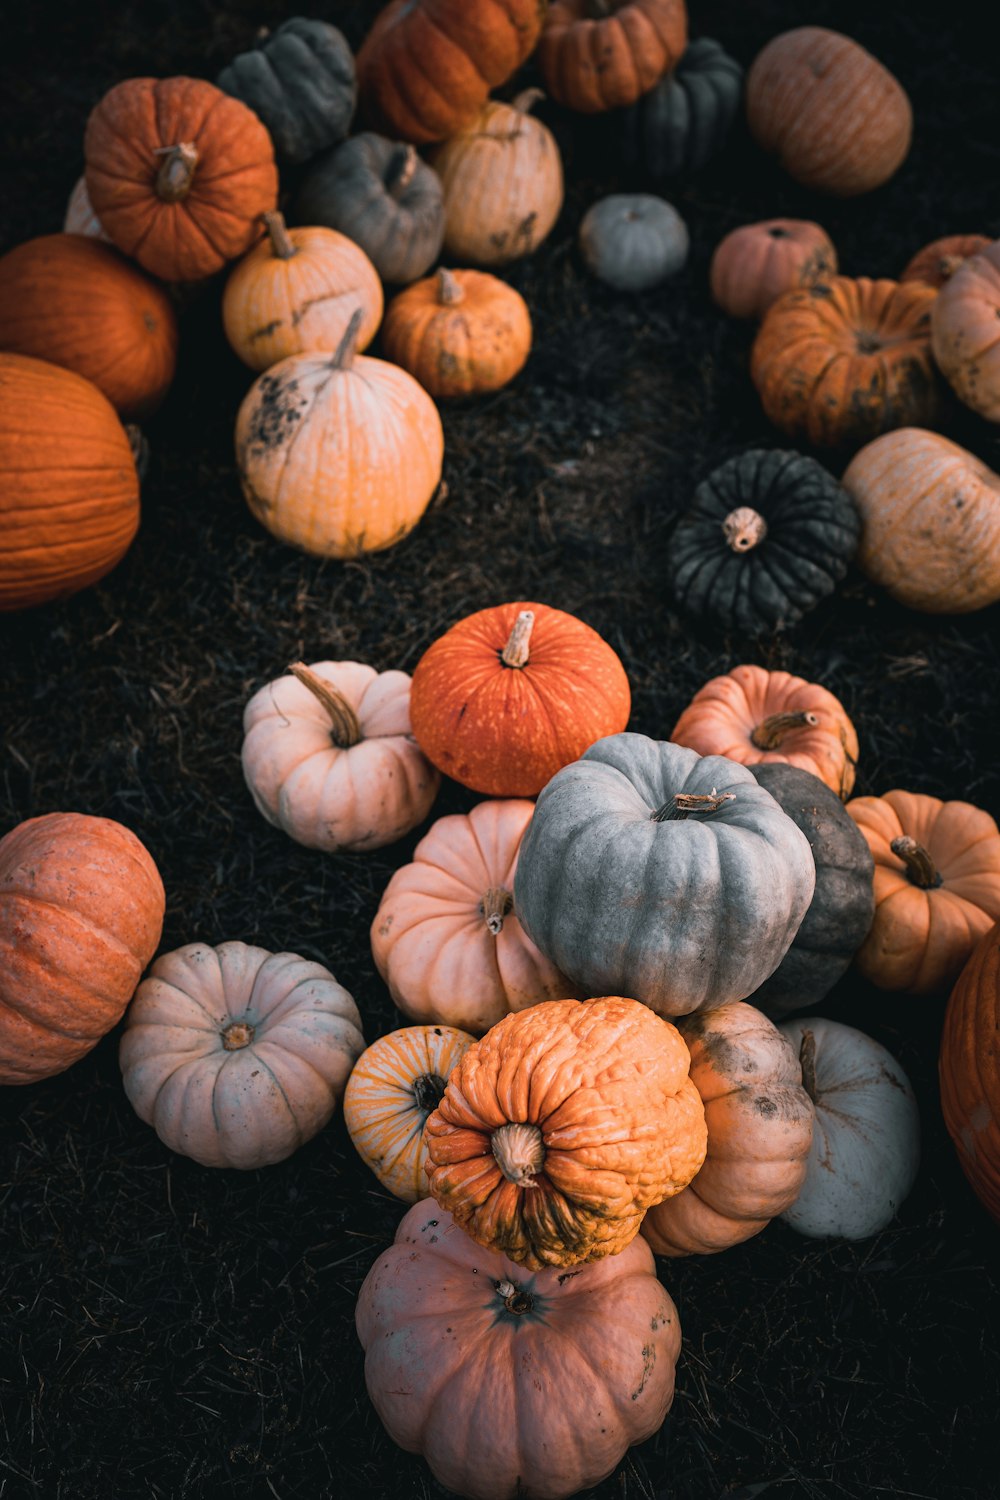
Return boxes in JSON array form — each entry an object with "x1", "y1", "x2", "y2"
[
  {"x1": 931, "y1": 239, "x2": 1000, "y2": 422},
  {"x1": 64, "y1": 176, "x2": 110, "y2": 240},
  {"x1": 537, "y1": 0, "x2": 688, "y2": 114},
  {"x1": 939, "y1": 920, "x2": 1000, "y2": 1224},
  {"x1": 901, "y1": 234, "x2": 992, "y2": 290},
  {"x1": 381, "y1": 268, "x2": 532, "y2": 398},
  {"x1": 709, "y1": 219, "x2": 837, "y2": 321}
]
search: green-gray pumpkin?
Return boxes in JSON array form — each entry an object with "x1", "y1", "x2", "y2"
[
  {"x1": 514, "y1": 733, "x2": 816, "y2": 1018},
  {"x1": 579, "y1": 194, "x2": 689, "y2": 293},
  {"x1": 623, "y1": 37, "x2": 743, "y2": 180}
]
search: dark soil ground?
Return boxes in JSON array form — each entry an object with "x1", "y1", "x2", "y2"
[{"x1": 2, "y1": 2, "x2": 1000, "y2": 1497}]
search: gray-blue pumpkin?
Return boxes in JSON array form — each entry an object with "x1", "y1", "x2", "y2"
[
  {"x1": 623, "y1": 37, "x2": 743, "y2": 179},
  {"x1": 579, "y1": 194, "x2": 689, "y2": 292},
  {"x1": 217, "y1": 18, "x2": 356, "y2": 167}
]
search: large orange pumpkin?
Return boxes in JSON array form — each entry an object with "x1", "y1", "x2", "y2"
[
  {"x1": 931, "y1": 239, "x2": 1000, "y2": 422},
  {"x1": 901, "y1": 234, "x2": 992, "y2": 290},
  {"x1": 537, "y1": 0, "x2": 688, "y2": 113},
  {"x1": 940, "y1": 920, "x2": 1000, "y2": 1223}
]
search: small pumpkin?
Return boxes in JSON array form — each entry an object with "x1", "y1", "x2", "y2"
[
  {"x1": 710, "y1": 219, "x2": 837, "y2": 321},
  {"x1": 216, "y1": 17, "x2": 355, "y2": 166},
  {"x1": 622, "y1": 36, "x2": 743, "y2": 180},
  {"x1": 381, "y1": 269, "x2": 532, "y2": 399},
  {"x1": 64, "y1": 176, "x2": 110, "y2": 240},
  {"x1": 751, "y1": 277, "x2": 942, "y2": 452},
  {"x1": 409, "y1": 601, "x2": 631, "y2": 797},
  {"x1": 746, "y1": 27, "x2": 912, "y2": 196},
  {"x1": 84, "y1": 76, "x2": 278, "y2": 282},
  {"x1": 537, "y1": 0, "x2": 688, "y2": 114},
  {"x1": 667, "y1": 449, "x2": 860, "y2": 636},
  {"x1": 931, "y1": 239, "x2": 1000, "y2": 422},
  {"x1": 940, "y1": 920, "x2": 1000, "y2": 1224},
  {"x1": 901, "y1": 234, "x2": 992, "y2": 290},
  {"x1": 424, "y1": 996, "x2": 708, "y2": 1268},
  {"x1": 357, "y1": 1198, "x2": 682, "y2": 1500},
  {"x1": 670, "y1": 665, "x2": 859, "y2": 799},
  {"x1": 241, "y1": 660, "x2": 440, "y2": 853},
  {"x1": 846, "y1": 790, "x2": 1000, "y2": 996},
  {"x1": 429, "y1": 91, "x2": 564, "y2": 268},
  {"x1": 234, "y1": 311, "x2": 444, "y2": 558},
  {"x1": 222, "y1": 211, "x2": 383, "y2": 372},
  {"x1": 343, "y1": 1025, "x2": 475, "y2": 1200},
  {"x1": 579, "y1": 193, "x2": 688, "y2": 292},
  {"x1": 293, "y1": 134, "x2": 445, "y2": 285},
  {"x1": 370, "y1": 798, "x2": 576, "y2": 1033},
  {"x1": 0, "y1": 813, "x2": 164, "y2": 1085}
]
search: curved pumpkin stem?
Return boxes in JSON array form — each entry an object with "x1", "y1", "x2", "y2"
[
  {"x1": 264, "y1": 211, "x2": 297, "y2": 260},
  {"x1": 482, "y1": 887, "x2": 514, "y2": 935},
  {"x1": 722, "y1": 506, "x2": 768, "y2": 553},
  {"x1": 492, "y1": 1122, "x2": 544, "y2": 1187},
  {"x1": 512, "y1": 87, "x2": 546, "y2": 116},
  {"x1": 287, "y1": 662, "x2": 362, "y2": 748},
  {"x1": 437, "y1": 269, "x2": 465, "y2": 306},
  {"x1": 330, "y1": 308, "x2": 364, "y2": 371},
  {"x1": 501, "y1": 610, "x2": 534, "y2": 668},
  {"x1": 750, "y1": 710, "x2": 819, "y2": 750},
  {"x1": 154, "y1": 142, "x2": 198, "y2": 202},
  {"x1": 891, "y1": 835, "x2": 943, "y2": 890},
  {"x1": 652, "y1": 789, "x2": 736, "y2": 822},
  {"x1": 385, "y1": 144, "x2": 418, "y2": 196},
  {"x1": 799, "y1": 1030, "x2": 819, "y2": 1104}
]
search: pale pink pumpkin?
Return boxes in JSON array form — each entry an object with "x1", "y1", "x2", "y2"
[{"x1": 709, "y1": 218, "x2": 837, "y2": 321}]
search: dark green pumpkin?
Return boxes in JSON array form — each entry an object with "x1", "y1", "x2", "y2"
[
  {"x1": 750, "y1": 764, "x2": 875, "y2": 1018},
  {"x1": 668, "y1": 449, "x2": 860, "y2": 635},
  {"x1": 623, "y1": 38, "x2": 743, "y2": 180},
  {"x1": 217, "y1": 18, "x2": 355, "y2": 167}
]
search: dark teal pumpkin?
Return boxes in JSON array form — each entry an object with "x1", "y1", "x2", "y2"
[
  {"x1": 217, "y1": 18, "x2": 356, "y2": 166},
  {"x1": 623, "y1": 38, "x2": 743, "y2": 179}
]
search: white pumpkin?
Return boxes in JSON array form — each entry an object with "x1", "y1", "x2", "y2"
[{"x1": 579, "y1": 194, "x2": 689, "y2": 292}]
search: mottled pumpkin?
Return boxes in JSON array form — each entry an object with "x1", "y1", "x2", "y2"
[
  {"x1": 216, "y1": 17, "x2": 355, "y2": 166},
  {"x1": 578, "y1": 194, "x2": 689, "y2": 292},
  {"x1": 901, "y1": 234, "x2": 992, "y2": 290},
  {"x1": 931, "y1": 239, "x2": 1000, "y2": 422},
  {"x1": 537, "y1": 0, "x2": 688, "y2": 113},
  {"x1": 710, "y1": 219, "x2": 837, "y2": 321},
  {"x1": 381, "y1": 269, "x2": 532, "y2": 398},
  {"x1": 940, "y1": 921, "x2": 1000, "y2": 1224},
  {"x1": 623, "y1": 36, "x2": 743, "y2": 179}
]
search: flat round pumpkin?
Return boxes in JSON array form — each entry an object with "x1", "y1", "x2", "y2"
[
  {"x1": 710, "y1": 219, "x2": 837, "y2": 322},
  {"x1": 579, "y1": 194, "x2": 689, "y2": 292},
  {"x1": 537, "y1": 0, "x2": 688, "y2": 113},
  {"x1": 381, "y1": 268, "x2": 532, "y2": 399},
  {"x1": 940, "y1": 920, "x2": 1000, "y2": 1223},
  {"x1": 931, "y1": 239, "x2": 1000, "y2": 421}
]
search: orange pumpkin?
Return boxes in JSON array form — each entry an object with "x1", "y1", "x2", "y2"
[
  {"x1": 381, "y1": 268, "x2": 532, "y2": 399},
  {"x1": 423, "y1": 996, "x2": 708, "y2": 1269},
  {"x1": 709, "y1": 219, "x2": 837, "y2": 321},
  {"x1": 409, "y1": 601, "x2": 631, "y2": 796},
  {"x1": 751, "y1": 276, "x2": 941, "y2": 451},
  {"x1": 84, "y1": 76, "x2": 278, "y2": 282},
  {"x1": 847, "y1": 791, "x2": 1000, "y2": 996},
  {"x1": 931, "y1": 239, "x2": 1000, "y2": 422},
  {"x1": 0, "y1": 812, "x2": 165, "y2": 1085},
  {"x1": 671, "y1": 665, "x2": 859, "y2": 799},
  {"x1": 537, "y1": 0, "x2": 688, "y2": 113},
  {"x1": 901, "y1": 234, "x2": 992, "y2": 289},
  {"x1": 940, "y1": 921, "x2": 1000, "y2": 1223}
]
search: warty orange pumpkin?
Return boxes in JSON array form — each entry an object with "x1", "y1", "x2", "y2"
[
  {"x1": 940, "y1": 920, "x2": 1000, "y2": 1224},
  {"x1": 381, "y1": 268, "x2": 532, "y2": 399},
  {"x1": 537, "y1": 0, "x2": 688, "y2": 113},
  {"x1": 931, "y1": 239, "x2": 1000, "y2": 422}
]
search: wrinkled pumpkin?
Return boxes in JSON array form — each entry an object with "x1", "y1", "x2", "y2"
[
  {"x1": 537, "y1": 0, "x2": 688, "y2": 113},
  {"x1": 216, "y1": 17, "x2": 355, "y2": 166}
]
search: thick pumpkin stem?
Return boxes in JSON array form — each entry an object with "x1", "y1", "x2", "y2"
[
  {"x1": 652, "y1": 789, "x2": 736, "y2": 822},
  {"x1": 750, "y1": 710, "x2": 819, "y2": 750},
  {"x1": 891, "y1": 835, "x2": 943, "y2": 890},
  {"x1": 264, "y1": 211, "x2": 297, "y2": 260},
  {"x1": 330, "y1": 308, "x2": 363, "y2": 371},
  {"x1": 494, "y1": 1279, "x2": 534, "y2": 1315},
  {"x1": 437, "y1": 269, "x2": 465, "y2": 306},
  {"x1": 723, "y1": 506, "x2": 768, "y2": 553},
  {"x1": 288, "y1": 662, "x2": 362, "y2": 749},
  {"x1": 222, "y1": 1020, "x2": 255, "y2": 1051},
  {"x1": 938, "y1": 254, "x2": 964, "y2": 281},
  {"x1": 482, "y1": 886, "x2": 514, "y2": 936},
  {"x1": 385, "y1": 144, "x2": 418, "y2": 196},
  {"x1": 512, "y1": 87, "x2": 545, "y2": 116},
  {"x1": 412, "y1": 1072, "x2": 447, "y2": 1114},
  {"x1": 799, "y1": 1030, "x2": 819, "y2": 1104},
  {"x1": 492, "y1": 1122, "x2": 545, "y2": 1187},
  {"x1": 154, "y1": 142, "x2": 198, "y2": 202},
  {"x1": 501, "y1": 610, "x2": 534, "y2": 668}
]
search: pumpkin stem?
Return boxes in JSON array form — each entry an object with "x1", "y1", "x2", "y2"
[
  {"x1": 222, "y1": 1020, "x2": 255, "y2": 1051},
  {"x1": 124, "y1": 424, "x2": 149, "y2": 481},
  {"x1": 799, "y1": 1030, "x2": 819, "y2": 1104},
  {"x1": 385, "y1": 144, "x2": 418, "y2": 196},
  {"x1": 482, "y1": 887, "x2": 514, "y2": 936},
  {"x1": 153, "y1": 142, "x2": 199, "y2": 203},
  {"x1": 330, "y1": 308, "x2": 363, "y2": 371},
  {"x1": 890, "y1": 835, "x2": 943, "y2": 890},
  {"x1": 938, "y1": 254, "x2": 964, "y2": 281},
  {"x1": 500, "y1": 610, "x2": 534, "y2": 668},
  {"x1": 263, "y1": 210, "x2": 297, "y2": 260},
  {"x1": 652, "y1": 789, "x2": 736, "y2": 822},
  {"x1": 750, "y1": 711, "x2": 819, "y2": 750},
  {"x1": 412, "y1": 1072, "x2": 447, "y2": 1115},
  {"x1": 722, "y1": 506, "x2": 768, "y2": 553},
  {"x1": 287, "y1": 662, "x2": 362, "y2": 749},
  {"x1": 512, "y1": 88, "x2": 546, "y2": 116},
  {"x1": 437, "y1": 268, "x2": 465, "y2": 306},
  {"x1": 491, "y1": 1122, "x2": 544, "y2": 1187},
  {"x1": 494, "y1": 1278, "x2": 534, "y2": 1315}
]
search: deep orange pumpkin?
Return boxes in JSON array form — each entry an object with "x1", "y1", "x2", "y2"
[
  {"x1": 940, "y1": 921, "x2": 1000, "y2": 1223},
  {"x1": 537, "y1": 0, "x2": 688, "y2": 113},
  {"x1": 381, "y1": 268, "x2": 532, "y2": 398},
  {"x1": 900, "y1": 235, "x2": 992, "y2": 290}
]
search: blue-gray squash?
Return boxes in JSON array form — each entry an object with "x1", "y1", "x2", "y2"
[{"x1": 217, "y1": 18, "x2": 356, "y2": 167}]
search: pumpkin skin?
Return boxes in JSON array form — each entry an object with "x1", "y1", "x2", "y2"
[
  {"x1": 846, "y1": 791, "x2": 1000, "y2": 997},
  {"x1": 901, "y1": 234, "x2": 992, "y2": 290},
  {"x1": 64, "y1": 176, "x2": 110, "y2": 240},
  {"x1": 746, "y1": 27, "x2": 912, "y2": 196},
  {"x1": 216, "y1": 17, "x2": 355, "y2": 166},
  {"x1": 671, "y1": 665, "x2": 859, "y2": 799},
  {"x1": 0, "y1": 353, "x2": 140, "y2": 612},
  {"x1": 371, "y1": 799, "x2": 576, "y2": 1034},
  {"x1": 931, "y1": 239, "x2": 1000, "y2": 422},
  {"x1": 515, "y1": 733, "x2": 816, "y2": 1018},
  {"x1": 622, "y1": 36, "x2": 743, "y2": 180},
  {"x1": 843, "y1": 428, "x2": 1000, "y2": 614},
  {"x1": 537, "y1": 0, "x2": 688, "y2": 114},
  {"x1": 642, "y1": 1003, "x2": 814, "y2": 1256},
  {"x1": 356, "y1": 1198, "x2": 682, "y2": 1500},
  {"x1": 381, "y1": 269, "x2": 532, "y2": 399},
  {"x1": 0, "y1": 234, "x2": 178, "y2": 420},
  {"x1": 293, "y1": 133, "x2": 445, "y2": 285},
  {"x1": 939, "y1": 920, "x2": 1000, "y2": 1223},
  {"x1": 667, "y1": 449, "x2": 860, "y2": 636},
  {"x1": 343, "y1": 1025, "x2": 475, "y2": 1201},
  {"x1": 579, "y1": 193, "x2": 688, "y2": 292},
  {"x1": 0, "y1": 813, "x2": 165, "y2": 1085},
  {"x1": 423, "y1": 996, "x2": 708, "y2": 1269},
  {"x1": 84, "y1": 76, "x2": 279, "y2": 282},
  {"x1": 241, "y1": 660, "x2": 440, "y2": 853},
  {"x1": 121, "y1": 942, "x2": 364, "y2": 1168},
  {"x1": 779, "y1": 1018, "x2": 920, "y2": 1240},
  {"x1": 751, "y1": 277, "x2": 941, "y2": 452},
  {"x1": 409, "y1": 601, "x2": 631, "y2": 797},
  {"x1": 710, "y1": 219, "x2": 837, "y2": 322}
]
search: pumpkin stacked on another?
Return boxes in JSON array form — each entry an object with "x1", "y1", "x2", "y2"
[
  {"x1": 216, "y1": 17, "x2": 356, "y2": 165},
  {"x1": 537, "y1": 0, "x2": 688, "y2": 113},
  {"x1": 623, "y1": 36, "x2": 743, "y2": 180}
]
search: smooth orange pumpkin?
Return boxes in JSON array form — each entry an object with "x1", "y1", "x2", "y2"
[
  {"x1": 709, "y1": 219, "x2": 837, "y2": 321},
  {"x1": 901, "y1": 234, "x2": 992, "y2": 289},
  {"x1": 381, "y1": 268, "x2": 532, "y2": 399},
  {"x1": 537, "y1": 0, "x2": 688, "y2": 113},
  {"x1": 931, "y1": 239, "x2": 1000, "y2": 422},
  {"x1": 940, "y1": 921, "x2": 1000, "y2": 1223}
]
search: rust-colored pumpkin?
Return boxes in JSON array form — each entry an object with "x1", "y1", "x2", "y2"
[
  {"x1": 709, "y1": 219, "x2": 837, "y2": 321},
  {"x1": 381, "y1": 268, "x2": 532, "y2": 399},
  {"x1": 847, "y1": 791, "x2": 1000, "y2": 996},
  {"x1": 901, "y1": 234, "x2": 992, "y2": 290},
  {"x1": 84, "y1": 76, "x2": 278, "y2": 282},
  {"x1": 0, "y1": 812, "x2": 165, "y2": 1085},
  {"x1": 931, "y1": 239, "x2": 1000, "y2": 422},
  {"x1": 423, "y1": 996, "x2": 708, "y2": 1269},
  {"x1": 537, "y1": 0, "x2": 688, "y2": 114},
  {"x1": 940, "y1": 920, "x2": 1000, "y2": 1223}
]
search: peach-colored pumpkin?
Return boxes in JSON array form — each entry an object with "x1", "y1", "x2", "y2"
[
  {"x1": 931, "y1": 239, "x2": 1000, "y2": 422},
  {"x1": 709, "y1": 218, "x2": 837, "y2": 321},
  {"x1": 901, "y1": 234, "x2": 992, "y2": 289}
]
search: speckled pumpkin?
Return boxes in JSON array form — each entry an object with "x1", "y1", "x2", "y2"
[
  {"x1": 381, "y1": 269, "x2": 532, "y2": 398},
  {"x1": 216, "y1": 17, "x2": 355, "y2": 166}
]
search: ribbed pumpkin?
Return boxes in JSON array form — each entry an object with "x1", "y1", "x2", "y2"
[
  {"x1": 901, "y1": 234, "x2": 992, "y2": 290},
  {"x1": 578, "y1": 194, "x2": 689, "y2": 292},
  {"x1": 710, "y1": 219, "x2": 837, "y2": 321},
  {"x1": 940, "y1": 921, "x2": 1000, "y2": 1224},
  {"x1": 0, "y1": 813, "x2": 164, "y2": 1085},
  {"x1": 216, "y1": 17, "x2": 355, "y2": 166},
  {"x1": 64, "y1": 176, "x2": 110, "y2": 240},
  {"x1": 537, "y1": 0, "x2": 688, "y2": 113},
  {"x1": 234, "y1": 311, "x2": 444, "y2": 558},
  {"x1": 84, "y1": 76, "x2": 278, "y2": 282},
  {"x1": 423, "y1": 996, "x2": 708, "y2": 1269},
  {"x1": 751, "y1": 277, "x2": 941, "y2": 452},
  {"x1": 931, "y1": 239, "x2": 1000, "y2": 422},
  {"x1": 409, "y1": 601, "x2": 631, "y2": 797},
  {"x1": 622, "y1": 36, "x2": 743, "y2": 180},
  {"x1": 381, "y1": 269, "x2": 532, "y2": 398}
]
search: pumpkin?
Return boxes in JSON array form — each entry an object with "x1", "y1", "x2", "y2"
[
  {"x1": 381, "y1": 269, "x2": 532, "y2": 398},
  {"x1": 843, "y1": 428, "x2": 1000, "y2": 614},
  {"x1": 234, "y1": 310, "x2": 444, "y2": 559},
  {"x1": 0, "y1": 353, "x2": 140, "y2": 612},
  {"x1": 578, "y1": 193, "x2": 688, "y2": 292},
  {"x1": 429, "y1": 91, "x2": 564, "y2": 268},
  {"x1": 408, "y1": 601, "x2": 631, "y2": 797},
  {"x1": 779, "y1": 1018, "x2": 920, "y2": 1240},
  {"x1": 846, "y1": 790, "x2": 1000, "y2": 996},
  {"x1": 222, "y1": 212, "x2": 383, "y2": 372},
  {"x1": 751, "y1": 277, "x2": 942, "y2": 452},
  {"x1": 370, "y1": 798, "x2": 576, "y2": 1033},
  {"x1": 746, "y1": 27, "x2": 912, "y2": 196},
  {"x1": 343, "y1": 1025, "x2": 475, "y2": 1200},
  {"x1": 121, "y1": 941, "x2": 364, "y2": 1168},
  {"x1": 84, "y1": 76, "x2": 279, "y2": 282},
  {"x1": 0, "y1": 234, "x2": 178, "y2": 420},
  {"x1": 642, "y1": 1003, "x2": 814, "y2": 1256},
  {"x1": 356, "y1": 0, "x2": 546, "y2": 144},
  {"x1": 622, "y1": 36, "x2": 743, "y2": 180},
  {"x1": 64, "y1": 176, "x2": 110, "y2": 240},
  {"x1": 901, "y1": 234, "x2": 992, "y2": 290},
  {"x1": 749, "y1": 765, "x2": 875, "y2": 1017},
  {"x1": 537, "y1": 0, "x2": 688, "y2": 114},
  {"x1": 667, "y1": 449, "x2": 860, "y2": 636},
  {"x1": 423, "y1": 996, "x2": 707, "y2": 1268},
  {"x1": 670, "y1": 665, "x2": 859, "y2": 799},
  {"x1": 940, "y1": 920, "x2": 1000, "y2": 1223},
  {"x1": 931, "y1": 239, "x2": 1000, "y2": 421},
  {"x1": 709, "y1": 219, "x2": 837, "y2": 322},
  {"x1": 0, "y1": 812, "x2": 164, "y2": 1085},
  {"x1": 356, "y1": 1198, "x2": 682, "y2": 1500},
  {"x1": 514, "y1": 733, "x2": 816, "y2": 1017},
  {"x1": 293, "y1": 133, "x2": 445, "y2": 285},
  {"x1": 241, "y1": 659, "x2": 440, "y2": 853},
  {"x1": 216, "y1": 17, "x2": 355, "y2": 166}
]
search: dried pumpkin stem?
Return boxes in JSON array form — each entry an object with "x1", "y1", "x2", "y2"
[
  {"x1": 652, "y1": 789, "x2": 736, "y2": 822},
  {"x1": 938, "y1": 254, "x2": 963, "y2": 281},
  {"x1": 264, "y1": 210, "x2": 297, "y2": 260},
  {"x1": 154, "y1": 142, "x2": 198, "y2": 202},
  {"x1": 799, "y1": 1030, "x2": 819, "y2": 1104},
  {"x1": 222, "y1": 1020, "x2": 255, "y2": 1051},
  {"x1": 890, "y1": 835, "x2": 943, "y2": 890},
  {"x1": 494, "y1": 1278, "x2": 534, "y2": 1315},
  {"x1": 386, "y1": 144, "x2": 418, "y2": 195},
  {"x1": 288, "y1": 661, "x2": 362, "y2": 749},
  {"x1": 722, "y1": 506, "x2": 768, "y2": 553},
  {"x1": 492, "y1": 1122, "x2": 544, "y2": 1187},
  {"x1": 482, "y1": 887, "x2": 514, "y2": 935},
  {"x1": 501, "y1": 610, "x2": 534, "y2": 668},
  {"x1": 412, "y1": 1072, "x2": 446, "y2": 1115},
  {"x1": 750, "y1": 710, "x2": 819, "y2": 750},
  {"x1": 330, "y1": 308, "x2": 363, "y2": 371},
  {"x1": 512, "y1": 87, "x2": 546, "y2": 116},
  {"x1": 437, "y1": 268, "x2": 465, "y2": 306}
]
